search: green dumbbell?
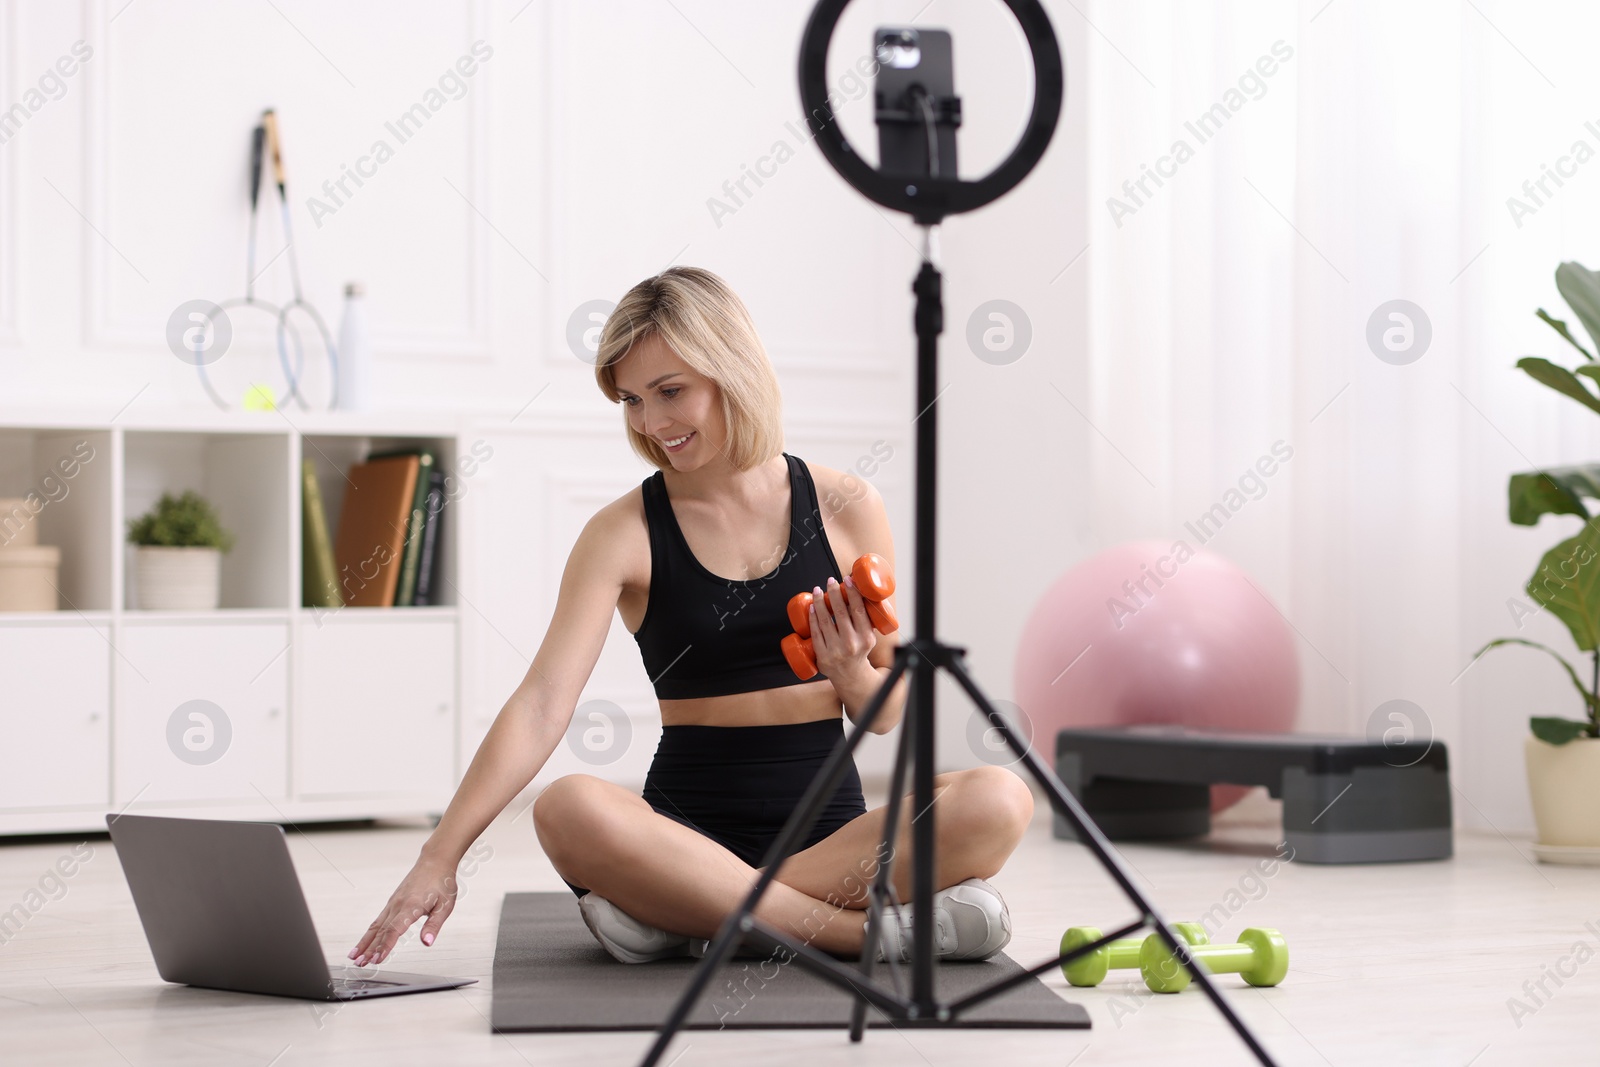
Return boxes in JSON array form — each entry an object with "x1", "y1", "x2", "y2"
[
  {"x1": 1139, "y1": 927, "x2": 1289, "y2": 993},
  {"x1": 1060, "y1": 922, "x2": 1209, "y2": 987}
]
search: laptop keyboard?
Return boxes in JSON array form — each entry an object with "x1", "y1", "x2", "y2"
[{"x1": 333, "y1": 977, "x2": 402, "y2": 989}]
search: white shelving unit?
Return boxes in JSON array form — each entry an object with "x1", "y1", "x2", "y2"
[{"x1": 0, "y1": 407, "x2": 468, "y2": 834}]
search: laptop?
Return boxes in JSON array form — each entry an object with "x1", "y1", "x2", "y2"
[{"x1": 106, "y1": 812, "x2": 477, "y2": 1000}]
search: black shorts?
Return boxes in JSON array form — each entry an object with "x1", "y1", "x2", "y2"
[{"x1": 562, "y1": 717, "x2": 868, "y2": 898}]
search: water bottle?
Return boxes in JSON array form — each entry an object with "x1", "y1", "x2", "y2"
[{"x1": 336, "y1": 281, "x2": 370, "y2": 411}]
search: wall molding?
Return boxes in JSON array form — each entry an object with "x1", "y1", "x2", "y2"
[
  {"x1": 538, "y1": 0, "x2": 899, "y2": 383},
  {"x1": 80, "y1": 0, "x2": 493, "y2": 362},
  {"x1": 370, "y1": 0, "x2": 492, "y2": 362}
]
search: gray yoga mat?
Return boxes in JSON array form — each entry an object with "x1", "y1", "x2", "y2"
[{"x1": 490, "y1": 891, "x2": 1091, "y2": 1032}]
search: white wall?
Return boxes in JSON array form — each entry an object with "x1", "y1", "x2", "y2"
[
  {"x1": 24, "y1": 0, "x2": 1568, "y2": 841},
  {"x1": 0, "y1": 1, "x2": 1090, "y2": 791}
]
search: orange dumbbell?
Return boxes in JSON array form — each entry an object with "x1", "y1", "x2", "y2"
[{"x1": 780, "y1": 553, "x2": 898, "y2": 680}]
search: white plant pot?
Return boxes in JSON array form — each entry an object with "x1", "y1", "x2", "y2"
[
  {"x1": 1525, "y1": 734, "x2": 1600, "y2": 863},
  {"x1": 135, "y1": 545, "x2": 222, "y2": 610}
]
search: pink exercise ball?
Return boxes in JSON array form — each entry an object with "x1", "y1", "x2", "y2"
[{"x1": 1014, "y1": 539, "x2": 1300, "y2": 814}]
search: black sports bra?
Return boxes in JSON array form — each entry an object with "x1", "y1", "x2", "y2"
[{"x1": 630, "y1": 453, "x2": 844, "y2": 699}]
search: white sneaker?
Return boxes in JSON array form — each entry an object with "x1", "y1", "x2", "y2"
[
  {"x1": 578, "y1": 893, "x2": 693, "y2": 964},
  {"x1": 874, "y1": 878, "x2": 1011, "y2": 962}
]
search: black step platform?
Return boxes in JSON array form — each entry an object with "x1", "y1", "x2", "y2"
[{"x1": 1052, "y1": 725, "x2": 1452, "y2": 864}]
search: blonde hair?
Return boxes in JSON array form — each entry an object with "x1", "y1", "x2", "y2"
[{"x1": 594, "y1": 266, "x2": 784, "y2": 473}]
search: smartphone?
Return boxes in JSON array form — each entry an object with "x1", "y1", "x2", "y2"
[{"x1": 873, "y1": 27, "x2": 959, "y2": 179}]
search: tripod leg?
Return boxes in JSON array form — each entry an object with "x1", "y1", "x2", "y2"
[
  {"x1": 638, "y1": 647, "x2": 914, "y2": 1067},
  {"x1": 940, "y1": 652, "x2": 1279, "y2": 1067},
  {"x1": 849, "y1": 679, "x2": 918, "y2": 1040}
]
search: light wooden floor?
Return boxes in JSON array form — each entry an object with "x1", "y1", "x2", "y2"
[{"x1": 1, "y1": 785, "x2": 1592, "y2": 1066}]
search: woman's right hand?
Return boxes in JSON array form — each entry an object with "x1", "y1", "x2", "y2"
[{"x1": 349, "y1": 853, "x2": 460, "y2": 967}]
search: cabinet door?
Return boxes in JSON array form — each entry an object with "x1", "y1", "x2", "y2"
[
  {"x1": 294, "y1": 618, "x2": 455, "y2": 798},
  {"x1": 113, "y1": 623, "x2": 288, "y2": 804},
  {"x1": 0, "y1": 626, "x2": 110, "y2": 809}
]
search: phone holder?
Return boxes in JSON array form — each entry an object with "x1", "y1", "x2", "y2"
[
  {"x1": 874, "y1": 93, "x2": 963, "y2": 128},
  {"x1": 798, "y1": 0, "x2": 1063, "y2": 225}
]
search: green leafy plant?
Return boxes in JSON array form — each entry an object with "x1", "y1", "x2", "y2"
[
  {"x1": 1475, "y1": 262, "x2": 1600, "y2": 745},
  {"x1": 126, "y1": 490, "x2": 236, "y2": 552}
]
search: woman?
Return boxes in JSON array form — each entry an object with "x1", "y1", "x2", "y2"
[{"x1": 351, "y1": 266, "x2": 1034, "y2": 968}]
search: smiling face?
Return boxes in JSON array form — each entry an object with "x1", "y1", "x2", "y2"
[
  {"x1": 612, "y1": 331, "x2": 726, "y2": 469},
  {"x1": 594, "y1": 266, "x2": 786, "y2": 475}
]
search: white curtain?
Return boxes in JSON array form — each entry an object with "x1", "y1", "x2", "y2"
[{"x1": 1083, "y1": 0, "x2": 1600, "y2": 833}]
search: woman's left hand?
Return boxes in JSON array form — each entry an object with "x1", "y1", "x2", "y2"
[{"x1": 810, "y1": 575, "x2": 875, "y2": 680}]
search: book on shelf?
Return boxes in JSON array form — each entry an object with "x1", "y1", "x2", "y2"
[
  {"x1": 412, "y1": 466, "x2": 446, "y2": 606},
  {"x1": 332, "y1": 453, "x2": 419, "y2": 608},
  {"x1": 366, "y1": 446, "x2": 435, "y2": 607},
  {"x1": 300, "y1": 459, "x2": 342, "y2": 608}
]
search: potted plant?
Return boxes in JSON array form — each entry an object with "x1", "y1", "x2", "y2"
[
  {"x1": 126, "y1": 490, "x2": 236, "y2": 610},
  {"x1": 1474, "y1": 260, "x2": 1600, "y2": 861}
]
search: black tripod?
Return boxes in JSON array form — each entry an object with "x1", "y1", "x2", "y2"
[
  {"x1": 636, "y1": 229, "x2": 1279, "y2": 1066},
  {"x1": 638, "y1": 4, "x2": 1278, "y2": 1061}
]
